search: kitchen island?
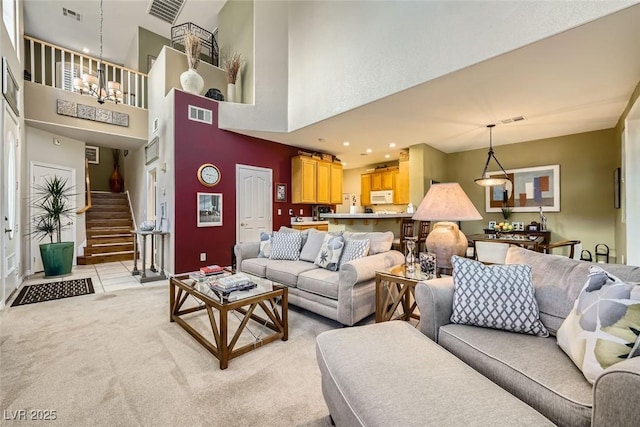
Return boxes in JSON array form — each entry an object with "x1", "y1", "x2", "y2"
[{"x1": 321, "y1": 212, "x2": 413, "y2": 233}]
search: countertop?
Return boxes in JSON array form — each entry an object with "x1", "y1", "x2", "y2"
[
  {"x1": 290, "y1": 220, "x2": 329, "y2": 226},
  {"x1": 320, "y1": 213, "x2": 414, "y2": 219}
]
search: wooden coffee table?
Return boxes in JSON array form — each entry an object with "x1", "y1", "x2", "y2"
[
  {"x1": 375, "y1": 264, "x2": 432, "y2": 323},
  {"x1": 170, "y1": 272, "x2": 288, "y2": 369}
]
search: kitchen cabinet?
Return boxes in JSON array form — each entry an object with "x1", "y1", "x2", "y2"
[
  {"x1": 292, "y1": 156, "x2": 343, "y2": 204},
  {"x1": 292, "y1": 156, "x2": 317, "y2": 203},
  {"x1": 394, "y1": 160, "x2": 410, "y2": 205},
  {"x1": 370, "y1": 170, "x2": 394, "y2": 191},
  {"x1": 361, "y1": 174, "x2": 371, "y2": 206},
  {"x1": 292, "y1": 222, "x2": 329, "y2": 231},
  {"x1": 330, "y1": 163, "x2": 343, "y2": 204}
]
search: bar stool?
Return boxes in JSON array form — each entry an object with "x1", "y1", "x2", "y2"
[
  {"x1": 392, "y1": 219, "x2": 415, "y2": 252},
  {"x1": 417, "y1": 221, "x2": 430, "y2": 253}
]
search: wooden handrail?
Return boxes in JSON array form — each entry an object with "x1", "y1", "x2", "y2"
[{"x1": 76, "y1": 158, "x2": 92, "y2": 214}]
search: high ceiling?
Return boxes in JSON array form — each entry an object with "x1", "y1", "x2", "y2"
[{"x1": 22, "y1": 2, "x2": 640, "y2": 170}]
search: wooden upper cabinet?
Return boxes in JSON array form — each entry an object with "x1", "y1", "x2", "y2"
[
  {"x1": 381, "y1": 170, "x2": 394, "y2": 190},
  {"x1": 361, "y1": 174, "x2": 371, "y2": 206},
  {"x1": 292, "y1": 156, "x2": 317, "y2": 203},
  {"x1": 394, "y1": 160, "x2": 410, "y2": 204},
  {"x1": 330, "y1": 163, "x2": 343, "y2": 204},
  {"x1": 316, "y1": 160, "x2": 332, "y2": 204},
  {"x1": 371, "y1": 173, "x2": 383, "y2": 191}
]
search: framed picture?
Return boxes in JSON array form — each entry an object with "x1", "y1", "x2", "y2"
[
  {"x1": 85, "y1": 145, "x2": 99, "y2": 164},
  {"x1": 614, "y1": 167, "x2": 621, "y2": 209},
  {"x1": 488, "y1": 220, "x2": 497, "y2": 230},
  {"x1": 485, "y1": 164, "x2": 560, "y2": 213},
  {"x1": 145, "y1": 137, "x2": 159, "y2": 165},
  {"x1": 275, "y1": 183, "x2": 287, "y2": 202},
  {"x1": 197, "y1": 192, "x2": 222, "y2": 227},
  {"x1": 2, "y1": 57, "x2": 19, "y2": 116}
]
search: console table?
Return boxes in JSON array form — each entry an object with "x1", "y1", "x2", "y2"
[
  {"x1": 483, "y1": 229, "x2": 550, "y2": 247},
  {"x1": 131, "y1": 230, "x2": 169, "y2": 283}
]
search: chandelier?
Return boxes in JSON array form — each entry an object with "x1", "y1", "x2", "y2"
[
  {"x1": 474, "y1": 124, "x2": 511, "y2": 187},
  {"x1": 73, "y1": 0, "x2": 122, "y2": 104}
]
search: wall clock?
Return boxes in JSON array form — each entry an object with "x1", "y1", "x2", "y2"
[{"x1": 197, "y1": 163, "x2": 221, "y2": 187}]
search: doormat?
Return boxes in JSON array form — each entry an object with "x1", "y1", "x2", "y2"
[{"x1": 11, "y1": 278, "x2": 94, "y2": 307}]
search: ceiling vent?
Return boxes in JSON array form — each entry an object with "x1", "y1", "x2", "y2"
[
  {"x1": 148, "y1": 0, "x2": 185, "y2": 24},
  {"x1": 499, "y1": 115, "x2": 527, "y2": 125},
  {"x1": 62, "y1": 8, "x2": 82, "y2": 21}
]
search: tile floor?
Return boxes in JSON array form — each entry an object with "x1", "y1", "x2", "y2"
[{"x1": 21, "y1": 260, "x2": 169, "y2": 294}]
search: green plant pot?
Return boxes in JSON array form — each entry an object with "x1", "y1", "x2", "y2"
[{"x1": 40, "y1": 242, "x2": 74, "y2": 277}]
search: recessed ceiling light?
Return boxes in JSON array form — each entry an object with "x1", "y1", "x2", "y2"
[
  {"x1": 343, "y1": 141, "x2": 350, "y2": 146},
  {"x1": 366, "y1": 148, "x2": 372, "y2": 153},
  {"x1": 384, "y1": 154, "x2": 390, "y2": 159},
  {"x1": 342, "y1": 162, "x2": 347, "y2": 166},
  {"x1": 82, "y1": 47, "x2": 90, "y2": 54},
  {"x1": 318, "y1": 137, "x2": 325, "y2": 142},
  {"x1": 389, "y1": 142, "x2": 396, "y2": 148}
]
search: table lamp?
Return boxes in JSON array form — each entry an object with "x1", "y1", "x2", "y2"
[{"x1": 412, "y1": 183, "x2": 482, "y2": 272}]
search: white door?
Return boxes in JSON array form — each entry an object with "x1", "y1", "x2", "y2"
[
  {"x1": 30, "y1": 163, "x2": 76, "y2": 273},
  {"x1": 2, "y1": 104, "x2": 19, "y2": 302},
  {"x1": 236, "y1": 165, "x2": 272, "y2": 243}
]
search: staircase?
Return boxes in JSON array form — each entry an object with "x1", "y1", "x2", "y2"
[{"x1": 77, "y1": 192, "x2": 136, "y2": 265}]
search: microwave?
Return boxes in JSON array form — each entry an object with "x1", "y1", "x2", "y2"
[{"x1": 370, "y1": 190, "x2": 394, "y2": 204}]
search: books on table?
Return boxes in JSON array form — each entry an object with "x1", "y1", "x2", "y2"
[
  {"x1": 209, "y1": 274, "x2": 257, "y2": 296},
  {"x1": 200, "y1": 265, "x2": 225, "y2": 275}
]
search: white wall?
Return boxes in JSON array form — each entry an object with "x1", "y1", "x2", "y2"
[{"x1": 625, "y1": 115, "x2": 640, "y2": 265}]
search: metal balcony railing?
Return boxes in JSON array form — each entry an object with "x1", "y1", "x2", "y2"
[{"x1": 24, "y1": 35, "x2": 148, "y2": 108}]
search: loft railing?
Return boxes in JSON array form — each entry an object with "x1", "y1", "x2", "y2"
[{"x1": 24, "y1": 35, "x2": 148, "y2": 108}]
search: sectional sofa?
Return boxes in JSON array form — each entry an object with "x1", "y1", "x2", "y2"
[
  {"x1": 234, "y1": 228, "x2": 404, "y2": 326},
  {"x1": 316, "y1": 246, "x2": 640, "y2": 426}
]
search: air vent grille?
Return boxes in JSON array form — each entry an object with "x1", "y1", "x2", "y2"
[
  {"x1": 148, "y1": 0, "x2": 185, "y2": 24},
  {"x1": 499, "y1": 115, "x2": 527, "y2": 125},
  {"x1": 188, "y1": 105, "x2": 213, "y2": 125},
  {"x1": 62, "y1": 8, "x2": 82, "y2": 21}
]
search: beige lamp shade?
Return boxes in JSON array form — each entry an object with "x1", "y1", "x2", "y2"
[{"x1": 412, "y1": 183, "x2": 482, "y2": 271}]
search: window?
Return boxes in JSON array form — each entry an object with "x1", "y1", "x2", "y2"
[{"x1": 2, "y1": 0, "x2": 16, "y2": 50}]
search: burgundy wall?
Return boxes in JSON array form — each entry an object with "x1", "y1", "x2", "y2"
[{"x1": 174, "y1": 91, "x2": 314, "y2": 273}]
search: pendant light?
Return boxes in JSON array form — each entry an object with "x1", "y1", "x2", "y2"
[{"x1": 474, "y1": 124, "x2": 510, "y2": 187}]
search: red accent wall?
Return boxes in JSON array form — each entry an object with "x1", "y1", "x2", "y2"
[{"x1": 174, "y1": 91, "x2": 314, "y2": 273}]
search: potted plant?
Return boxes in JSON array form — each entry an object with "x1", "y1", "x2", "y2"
[{"x1": 31, "y1": 176, "x2": 75, "y2": 277}]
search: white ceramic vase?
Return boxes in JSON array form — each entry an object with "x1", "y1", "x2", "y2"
[
  {"x1": 180, "y1": 68, "x2": 204, "y2": 95},
  {"x1": 227, "y1": 83, "x2": 236, "y2": 102}
]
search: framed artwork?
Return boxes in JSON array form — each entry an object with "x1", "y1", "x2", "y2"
[
  {"x1": 275, "y1": 183, "x2": 287, "y2": 202},
  {"x1": 614, "y1": 167, "x2": 621, "y2": 209},
  {"x1": 485, "y1": 165, "x2": 560, "y2": 213},
  {"x1": 85, "y1": 145, "x2": 99, "y2": 164},
  {"x1": 197, "y1": 192, "x2": 222, "y2": 227},
  {"x1": 145, "y1": 137, "x2": 159, "y2": 165},
  {"x1": 2, "y1": 57, "x2": 19, "y2": 116}
]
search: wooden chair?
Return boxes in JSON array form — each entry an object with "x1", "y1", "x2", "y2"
[
  {"x1": 541, "y1": 240, "x2": 581, "y2": 259},
  {"x1": 392, "y1": 219, "x2": 415, "y2": 252},
  {"x1": 417, "y1": 221, "x2": 430, "y2": 253}
]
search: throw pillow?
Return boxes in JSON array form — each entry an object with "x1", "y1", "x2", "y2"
[
  {"x1": 278, "y1": 226, "x2": 309, "y2": 247},
  {"x1": 339, "y1": 238, "x2": 370, "y2": 267},
  {"x1": 450, "y1": 256, "x2": 549, "y2": 337},
  {"x1": 269, "y1": 231, "x2": 302, "y2": 261},
  {"x1": 258, "y1": 231, "x2": 273, "y2": 258},
  {"x1": 557, "y1": 265, "x2": 640, "y2": 383},
  {"x1": 314, "y1": 234, "x2": 345, "y2": 271},
  {"x1": 299, "y1": 229, "x2": 326, "y2": 262}
]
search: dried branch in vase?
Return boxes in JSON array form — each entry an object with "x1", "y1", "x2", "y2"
[
  {"x1": 184, "y1": 32, "x2": 201, "y2": 70},
  {"x1": 224, "y1": 52, "x2": 242, "y2": 84}
]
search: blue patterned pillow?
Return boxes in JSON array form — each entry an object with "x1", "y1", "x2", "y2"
[
  {"x1": 258, "y1": 232, "x2": 273, "y2": 258},
  {"x1": 314, "y1": 234, "x2": 345, "y2": 271},
  {"x1": 339, "y1": 238, "x2": 370, "y2": 267},
  {"x1": 269, "y1": 231, "x2": 302, "y2": 261},
  {"x1": 450, "y1": 256, "x2": 548, "y2": 337}
]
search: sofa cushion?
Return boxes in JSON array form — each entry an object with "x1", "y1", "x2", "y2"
[
  {"x1": 505, "y1": 246, "x2": 640, "y2": 335},
  {"x1": 299, "y1": 229, "x2": 326, "y2": 262},
  {"x1": 451, "y1": 256, "x2": 548, "y2": 337},
  {"x1": 342, "y1": 231, "x2": 393, "y2": 255},
  {"x1": 339, "y1": 238, "x2": 370, "y2": 267},
  {"x1": 258, "y1": 231, "x2": 273, "y2": 258},
  {"x1": 557, "y1": 265, "x2": 640, "y2": 384},
  {"x1": 315, "y1": 234, "x2": 345, "y2": 272},
  {"x1": 265, "y1": 260, "x2": 318, "y2": 288},
  {"x1": 438, "y1": 323, "x2": 592, "y2": 427},
  {"x1": 297, "y1": 268, "x2": 340, "y2": 300},
  {"x1": 240, "y1": 257, "x2": 270, "y2": 278},
  {"x1": 269, "y1": 231, "x2": 302, "y2": 261}
]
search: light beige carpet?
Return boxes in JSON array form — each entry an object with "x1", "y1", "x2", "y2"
[{"x1": 0, "y1": 285, "x2": 340, "y2": 426}]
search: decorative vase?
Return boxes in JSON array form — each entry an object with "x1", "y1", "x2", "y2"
[
  {"x1": 180, "y1": 68, "x2": 204, "y2": 95},
  {"x1": 227, "y1": 83, "x2": 236, "y2": 102},
  {"x1": 109, "y1": 165, "x2": 124, "y2": 193}
]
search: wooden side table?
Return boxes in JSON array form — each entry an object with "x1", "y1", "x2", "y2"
[{"x1": 375, "y1": 264, "x2": 432, "y2": 323}]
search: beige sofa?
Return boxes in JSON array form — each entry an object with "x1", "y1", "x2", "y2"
[
  {"x1": 234, "y1": 230, "x2": 404, "y2": 326},
  {"x1": 316, "y1": 247, "x2": 640, "y2": 426}
]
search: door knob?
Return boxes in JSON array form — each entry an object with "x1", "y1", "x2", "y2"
[
  {"x1": 240, "y1": 222, "x2": 246, "y2": 226},
  {"x1": 4, "y1": 229, "x2": 12, "y2": 233}
]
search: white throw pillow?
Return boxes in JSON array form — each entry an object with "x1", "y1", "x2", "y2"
[
  {"x1": 299, "y1": 229, "x2": 326, "y2": 263},
  {"x1": 339, "y1": 238, "x2": 370, "y2": 267},
  {"x1": 258, "y1": 231, "x2": 273, "y2": 258},
  {"x1": 557, "y1": 265, "x2": 640, "y2": 383},
  {"x1": 450, "y1": 256, "x2": 548, "y2": 337},
  {"x1": 314, "y1": 234, "x2": 345, "y2": 271}
]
